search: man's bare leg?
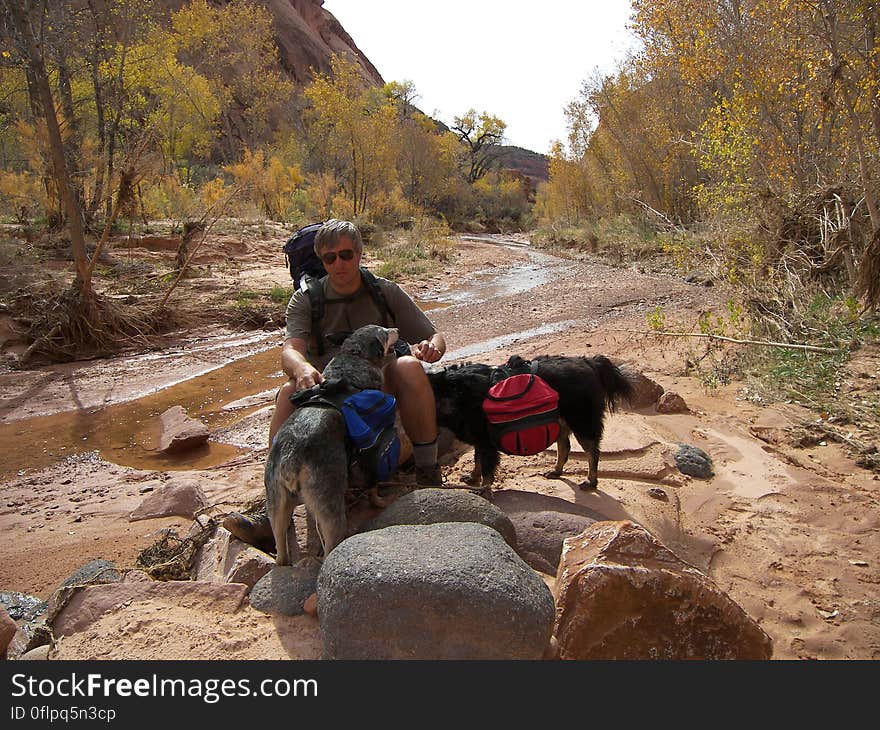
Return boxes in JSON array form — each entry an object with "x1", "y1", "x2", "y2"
[
  {"x1": 384, "y1": 356, "x2": 442, "y2": 485},
  {"x1": 268, "y1": 380, "x2": 298, "y2": 446}
]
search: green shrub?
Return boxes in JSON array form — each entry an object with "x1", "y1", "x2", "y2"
[{"x1": 269, "y1": 285, "x2": 293, "y2": 304}]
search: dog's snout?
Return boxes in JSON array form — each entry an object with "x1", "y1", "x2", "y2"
[{"x1": 384, "y1": 328, "x2": 399, "y2": 355}]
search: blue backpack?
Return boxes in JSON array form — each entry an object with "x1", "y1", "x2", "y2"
[
  {"x1": 340, "y1": 390, "x2": 401, "y2": 483},
  {"x1": 291, "y1": 384, "x2": 401, "y2": 483}
]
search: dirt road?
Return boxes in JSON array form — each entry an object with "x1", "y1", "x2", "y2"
[{"x1": 1, "y1": 233, "x2": 877, "y2": 659}]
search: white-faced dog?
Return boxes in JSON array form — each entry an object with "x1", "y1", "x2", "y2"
[{"x1": 264, "y1": 325, "x2": 398, "y2": 565}]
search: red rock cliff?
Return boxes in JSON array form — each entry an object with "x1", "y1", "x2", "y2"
[{"x1": 266, "y1": 0, "x2": 384, "y2": 85}]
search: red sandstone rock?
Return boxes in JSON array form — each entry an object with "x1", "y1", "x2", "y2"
[
  {"x1": 275, "y1": 0, "x2": 383, "y2": 85},
  {"x1": 657, "y1": 390, "x2": 689, "y2": 413},
  {"x1": 193, "y1": 526, "x2": 273, "y2": 589},
  {"x1": 0, "y1": 606, "x2": 16, "y2": 656},
  {"x1": 50, "y1": 582, "x2": 248, "y2": 637},
  {"x1": 129, "y1": 476, "x2": 208, "y2": 522},
  {"x1": 554, "y1": 521, "x2": 773, "y2": 659},
  {"x1": 158, "y1": 405, "x2": 210, "y2": 454},
  {"x1": 620, "y1": 369, "x2": 665, "y2": 409},
  {"x1": 302, "y1": 593, "x2": 318, "y2": 617}
]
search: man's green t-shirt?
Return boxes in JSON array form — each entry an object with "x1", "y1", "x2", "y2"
[{"x1": 285, "y1": 275, "x2": 437, "y2": 370}]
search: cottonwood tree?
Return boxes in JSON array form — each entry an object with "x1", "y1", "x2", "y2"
[
  {"x1": 171, "y1": 0, "x2": 294, "y2": 159},
  {"x1": 304, "y1": 55, "x2": 398, "y2": 217},
  {"x1": 451, "y1": 109, "x2": 507, "y2": 183},
  {"x1": 2, "y1": 0, "x2": 88, "y2": 284},
  {"x1": 539, "y1": 0, "x2": 880, "y2": 308},
  {"x1": 224, "y1": 148, "x2": 302, "y2": 220},
  {"x1": 384, "y1": 85, "x2": 460, "y2": 208}
]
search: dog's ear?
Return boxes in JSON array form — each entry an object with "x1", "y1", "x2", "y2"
[
  {"x1": 326, "y1": 331, "x2": 351, "y2": 347},
  {"x1": 367, "y1": 330, "x2": 388, "y2": 360}
]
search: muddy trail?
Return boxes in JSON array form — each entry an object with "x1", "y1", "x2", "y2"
[{"x1": 1, "y1": 233, "x2": 878, "y2": 660}]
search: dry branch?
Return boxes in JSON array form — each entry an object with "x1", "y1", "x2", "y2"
[
  {"x1": 609, "y1": 328, "x2": 839, "y2": 353},
  {"x1": 18, "y1": 323, "x2": 60, "y2": 365},
  {"x1": 156, "y1": 185, "x2": 241, "y2": 311}
]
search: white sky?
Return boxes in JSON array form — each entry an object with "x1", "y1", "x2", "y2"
[{"x1": 323, "y1": 1, "x2": 639, "y2": 155}]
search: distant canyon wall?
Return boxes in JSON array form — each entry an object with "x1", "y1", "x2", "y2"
[{"x1": 160, "y1": 0, "x2": 383, "y2": 86}]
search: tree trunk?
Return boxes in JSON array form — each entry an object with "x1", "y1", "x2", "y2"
[
  {"x1": 56, "y1": 53, "x2": 87, "y2": 226},
  {"x1": 863, "y1": 6, "x2": 880, "y2": 150},
  {"x1": 4, "y1": 0, "x2": 89, "y2": 291},
  {"x1": 88, "y1": 48, "x2": 106, "y2": 218},
  {"x1": 822, "y1": 1, "x2": 880, "y2": 233}
]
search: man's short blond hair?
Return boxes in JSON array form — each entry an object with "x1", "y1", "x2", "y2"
[{"x1": 314, "y1": 219, "x2": 363, "y2": 255}]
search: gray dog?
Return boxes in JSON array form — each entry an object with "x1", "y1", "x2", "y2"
[{"x1": 265, "y1": 325, "x2": 399, "y2": 565}]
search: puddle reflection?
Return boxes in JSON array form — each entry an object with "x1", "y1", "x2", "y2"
[{"x1": 1, "y1": 347, "x2": 284, "y2": 479}]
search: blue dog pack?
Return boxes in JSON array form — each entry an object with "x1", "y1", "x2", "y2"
[{"x1": 340, "y1": 389, "x2": 401, "y2": 482}]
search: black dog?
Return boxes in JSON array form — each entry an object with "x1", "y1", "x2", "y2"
[{"x1": 428, "y1": 355, "x2": 633, "y2": 491}]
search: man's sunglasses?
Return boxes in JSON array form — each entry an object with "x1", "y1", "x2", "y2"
[{"x1": 321, "y1": 249, "x2": 356, "y2": 266}]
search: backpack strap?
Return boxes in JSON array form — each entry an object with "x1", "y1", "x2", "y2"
[
  {"x1": 303, "y1": 268, "x2": 395, "y2": 357},
  {"x1": 303, "y1": 275, "x2": 326, "y2": 357},
  {"x1": 359, "y1": 268, "x2": 395, "y2": 327}
]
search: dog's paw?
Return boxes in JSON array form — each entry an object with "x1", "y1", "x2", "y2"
[
  {"x1": 542, "y1": 469, "x2": 563, "y2": 480},
  {"x1": 577, "y1": 480, "x2": 598, "y2": 491}
]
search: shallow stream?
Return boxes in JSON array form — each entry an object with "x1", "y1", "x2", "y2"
[{"x1": 2, "y1": 236, "x2": 574, "y2": 479}]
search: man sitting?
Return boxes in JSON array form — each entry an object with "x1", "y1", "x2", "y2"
[{"x1": 225, "y1": 219, "x2": 447, "y2": 548}]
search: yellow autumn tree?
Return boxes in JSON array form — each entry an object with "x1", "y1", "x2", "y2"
[
  {"x1": 630, "y1": 0, "x2": 880, "y2": 303},
  {"x1": 304, "y1": 55, "x2": 399, "y2": 218},
  {"x1": 225, "y1": 148, "x2": 303, "y2": 220},
  {"x1": 170, "y1": 0, "x2": 294, "y2": 159},
  {"x1": 116, "y1": 28, "x2": 220, "y2": 175}
]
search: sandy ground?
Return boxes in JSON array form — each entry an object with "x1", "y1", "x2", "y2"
[{"x1": 1, "y1": 229, "x2": 878, "y2": 660}]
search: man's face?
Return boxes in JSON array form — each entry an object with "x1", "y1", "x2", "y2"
[{"x1": 320, "y1": 235, "x2": 361, "y2": 292}]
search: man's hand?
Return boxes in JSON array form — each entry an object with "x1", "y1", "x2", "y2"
[
  {"x1": 413, "y1": 339, "x2": 443, "y2": 363},
  {"x1": 282, "y1": 337, "x2": 323, "y2": 391},
  {"x1": 294, "y1": 366, "x2": 323, "y2": 391}
]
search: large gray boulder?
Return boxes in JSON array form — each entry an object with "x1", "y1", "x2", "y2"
[
  {"x1": 361, "y1": 488, "x2": 517, "y2": 548},
  {"x1": 317, "y1": 523, "x2": 554, "y2": 659},
  {"x1": 506, "y1": 510, "x2": 597, "y2": 574}
]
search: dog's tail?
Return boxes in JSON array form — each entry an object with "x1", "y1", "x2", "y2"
[{"x1": 592, "y1": 356, "x2": 634, "y2": 413}]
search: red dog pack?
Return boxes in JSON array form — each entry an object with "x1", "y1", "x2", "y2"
[{"x1": 482, "y1": 366, "x2": 560, "y2": 456}]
